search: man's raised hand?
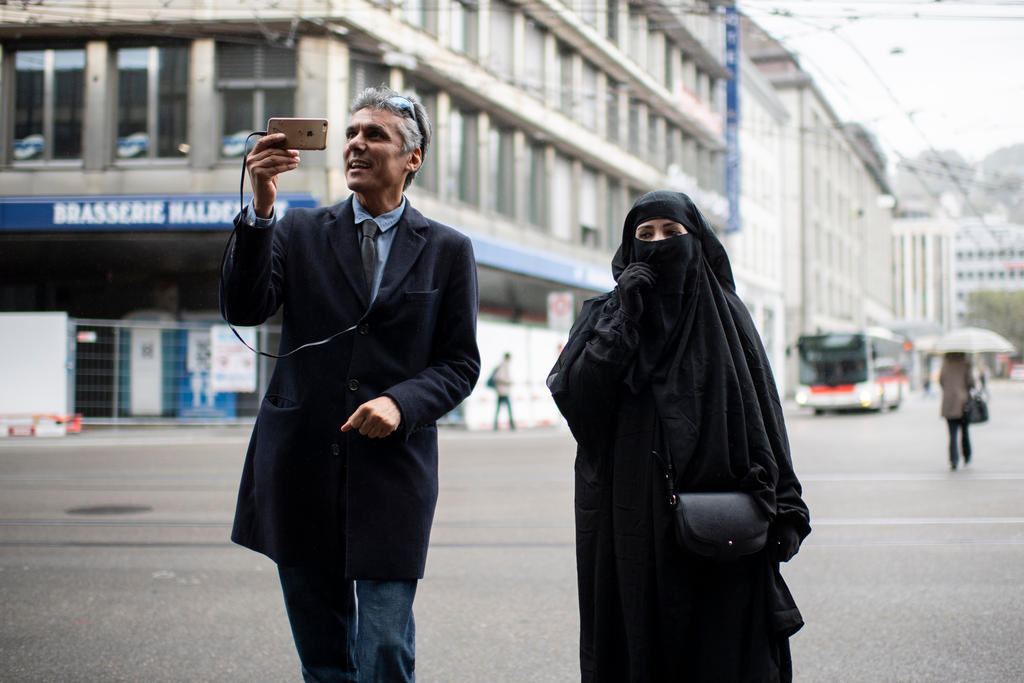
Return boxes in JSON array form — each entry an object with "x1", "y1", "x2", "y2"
[{"x1": 247, "y1": 133, "x2": 301, "y2": 219}]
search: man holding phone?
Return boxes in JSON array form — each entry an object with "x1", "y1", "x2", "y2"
[{"x1": 221, "y1": 87, "x2": 480, "y2": 682}]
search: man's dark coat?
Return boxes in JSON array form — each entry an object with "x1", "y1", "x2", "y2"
[{"x1": 220, "y1": 197, "x2": 480, "y2": 578}]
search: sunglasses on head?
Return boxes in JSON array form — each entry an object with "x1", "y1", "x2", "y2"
[{"x1": 387, "y1": 95, "x2": 415, "y2": 117}]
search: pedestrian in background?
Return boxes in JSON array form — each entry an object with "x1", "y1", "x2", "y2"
[
  {"x1": 490, "y1": 352, "x2": 515, "y2": 430},
  {"x1": 548, "y1": 191, "x2": 810, "y2": 682},
  {"x1": 940, "y1": 351, "x2": 975, "y2": 470},
  {"x1": 221, "y1": 86, "x2": 480, "y2": 682}
]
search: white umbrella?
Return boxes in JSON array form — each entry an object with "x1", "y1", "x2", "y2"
[{"x1": 933, "y1": 327, "x2": 1017, "y2": 354}]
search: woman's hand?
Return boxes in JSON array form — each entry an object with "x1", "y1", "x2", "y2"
[
  {"x1": 771, "y1": 524, "x2": 802, "y2": 563},
  {"x1": 616, "y1": 262, "x2": 656, "y2": 319}
]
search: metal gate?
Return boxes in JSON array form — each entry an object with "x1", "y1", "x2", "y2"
[{"x1": 70, "y1": 318, "x2": 279, "y2": 424}]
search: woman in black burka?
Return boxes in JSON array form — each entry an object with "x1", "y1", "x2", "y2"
[{"x1": 548, "y1": 191, "x2": 811, "y2": 682}]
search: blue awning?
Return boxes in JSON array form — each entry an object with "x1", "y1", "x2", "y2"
[
  {"x1": 0, "y1": 193, "x2": 613, "y2": 292},
  {"x1": 0, "y1": 194, "x2": 318, "y2": 232},
  {"x1": 464, "y1": 228, "x2": 614, "y2": 292}
]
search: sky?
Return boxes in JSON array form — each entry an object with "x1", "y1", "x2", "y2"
[{"x1": 738, "y1": 0, "x2": 1024, "y2": 165}]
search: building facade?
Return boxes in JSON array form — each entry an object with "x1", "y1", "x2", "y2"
[
  {"x1": 724, "y1": 51, "x2": 789, "y2": 393},
  {"x1": 891, "y1": 215, "x2": 956, "y2": 330},
  {"x1": 742, "y1": 17, "x2": 895, "y2": 390},
  {"x1": 951, "y1": 218, "x2": 1024, "y2": 324},
  {"x1": 1, "y1": 1, "x2": 734, "y2": 420},
  {"x1": 1, "y1": 1, "x2": 733, "y2": 317}
]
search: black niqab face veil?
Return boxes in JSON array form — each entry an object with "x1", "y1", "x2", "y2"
[
  {"x1": 612, "y1": 190, "x2": 736, "y2": 293},
  {"x1": 611, "y1": 191, "x2": 783, "y2": 496},
  {"x1": 615, "y1": 191, "x2": 733, "y2": 392}
]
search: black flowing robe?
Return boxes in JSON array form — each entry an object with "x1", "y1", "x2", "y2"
[{"x1": 548, "y1": 191, "x2": 810, "y2": 682}]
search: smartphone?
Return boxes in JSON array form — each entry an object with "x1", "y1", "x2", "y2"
[{"x1": 266, "y1": 117, "x2": 328, "y2": 150}]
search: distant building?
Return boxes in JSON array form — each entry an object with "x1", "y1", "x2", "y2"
[
  {"x1": 952, "y1": 219, "x2": 1024, "y2": 324},
  {"x1": 741, "y1": 16, "x2": 895, "y2": 391},
  {"x1": 725, "y1": 48, "x2": 789, "y2": 393},
  {"x1": 891, "y1": 216, "x2": 956, "y2": 330}
]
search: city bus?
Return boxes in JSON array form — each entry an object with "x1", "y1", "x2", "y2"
[{"x1": 794, "y1": 327, "x2": 910, "y2": 414}]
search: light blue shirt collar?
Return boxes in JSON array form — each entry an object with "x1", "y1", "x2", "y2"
[
  {"x1": 352, "y1": 195, "x2": 406, "y2": 233},
  {"x1": 351, "y1": 195, "x2": 405, "y2": 303}
]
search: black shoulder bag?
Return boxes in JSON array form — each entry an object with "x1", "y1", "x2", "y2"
[
  {"x1": 964, "y1": 388, "x2": 989, "y2": 424},
  {"x1": 657, "y1": 448, "x2": 769, "y2": 562}
]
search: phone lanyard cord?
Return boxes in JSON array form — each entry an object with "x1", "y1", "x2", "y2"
[{"x1": 218, "y1": 131, "x2": 357, "y2": 359}]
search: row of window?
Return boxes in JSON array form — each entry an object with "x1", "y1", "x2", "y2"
[
  {"x1": 6, "y1": 38, "x2": 653, "y2": 249},
  {"x1": 403, "y1": 0, "x2": 724, "y2": 180},
  {"x1": 405, "y1": 0, "x2": 720, "y2": 110},
  {"x1": 409, "y1": 84, "x2": 632, "y2": 248},
  {"x1": 957, "y1": 269, "x2": 1024, "y2": 280},
  {"x1": 956, "y1": 249, "x2": 1024, "y2": 260},
  {"x1": 7, "y1": 38, "x2": 723, "y2": 190},
  {"x1": 9, "y1": 42, "x2": 297, "y2": 163}
]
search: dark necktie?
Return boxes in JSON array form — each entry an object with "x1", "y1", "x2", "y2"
[{"x1": 361, "y1": 219, "x2": 380, "y2": 292}]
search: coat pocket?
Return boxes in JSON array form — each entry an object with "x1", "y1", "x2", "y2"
[
  {"x1": 264, "y1": 393, "x2": 299, "y2": 409},
  {"x1": 403, "y1": 289, "x2": 439, "y2": 304},
  {"x1": 254, "y1": 397, "x2": 311, "y2": 471}
]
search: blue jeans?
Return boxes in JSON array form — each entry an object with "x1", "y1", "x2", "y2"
[
  {"x1": 947, "y1": 417, "x2": 971, "y2": 468},
  {"x1": 278, "y1": 565, "x2": 417, "y2": 683}
]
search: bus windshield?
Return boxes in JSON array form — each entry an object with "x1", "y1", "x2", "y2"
[{"x1": 798, "y1": 334, "x2": 869, "y2": 386}]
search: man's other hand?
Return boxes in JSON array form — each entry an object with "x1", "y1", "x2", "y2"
[
  {"x1": 247, "y1": 133, "x2": 301, "y2": 219},
  {"x1": 341, "y1": 396, "x2": 402, "y2": 439}
]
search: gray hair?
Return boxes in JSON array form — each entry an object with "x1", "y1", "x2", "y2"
[{"x1": 350, "y1": 86, "x2": 431, "y2": 190}]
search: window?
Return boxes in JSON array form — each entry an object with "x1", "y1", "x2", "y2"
[
  {"x1": 447, "y1": 104, "x2": 479, "y2": 205},
  {"x1": 628, "y1": 98, "x2": 643, "y2": 153},
  {"x1": 647, "y1": 33, "x2": 664, "y2": 86},
  {"x1": 115, "y1": 45, "x2": 189, "y2": 159},
  {"x1": 580, "y1": 0, "x2": 600, "y2": 28},
  {"x1": 628, "y1": 7, "x2": 646, "y2": 67},
  {"x1": 663, "y1": 41, "x2": 675, "y2": 90},
  {"x1": 606, "y1": 178, "x2": 622, "y2": 248},
  {"x1": 488, "y1": 126, "x2": 515, "y2": 217},
  {"x1": 557, "y1": 43, "x2": 574, "y2": 116},
  {"x1": 349, "y1": 57, "x2": 389, "y2": 104},
  {"x1": 217, "y1": 43, "x2": 297, "y2": 158},
  {"x1": 606, "y1": 0, "x2": 619, "y2": 42},
  {"x1": 450, "y1": 0, "x2": 478, "y2": 56},
  {"x1": 12, "y1": 48, "x2": 85, "y2": 162},
  {"x1": 407, "y1": 84, "x2": 438, "y2": 193},
  {"x1": 404, "y1": 0, "x2": 438, "y2": 35},
  {"x1": 579, "y1": 167, "x2": 599, "y2": 247},
  {"x1": 524, "y1": 19, "x2": 546, "y2": 100},
  {"x1": 527, "y1": 141, "x2": 547, "y2": 227},
  {"x1": 580, "y1": 60, "x2": 598, "y2": 132},
  {"x1": 647, "y1": 113, "x2": 662, "y2": 167},
  {"x1": 606, "y1": 79, "x2": 621, "y2": 143},
  {"x1": 665, "y1": 123, "x2": 680, "y2": 170},
  {"x1": 551, "y1": 154, "x2": 573, "y2": 240},
  {"x1": 488, "y1": 0, "x2": 514, "y2": 81}
]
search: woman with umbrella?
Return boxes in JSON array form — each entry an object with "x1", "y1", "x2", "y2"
[
  {"x1": 939, "y1": 352, "x2": 975, "y2": 469},
  {"x1": 934, "y1": 326, "x2": 1013, "y2": 470}
]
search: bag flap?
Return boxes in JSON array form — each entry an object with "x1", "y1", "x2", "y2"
[{"x1": 677, "y1": 492, "x2": 769, "y2": 546}]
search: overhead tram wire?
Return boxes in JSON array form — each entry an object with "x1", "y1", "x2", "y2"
[
  {"x1": 9, "y1": 0, "x2": 1024, "y2": 24},
  {"x1": 740, "y1": 4, "x2": 1011, "y2": 241}
]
